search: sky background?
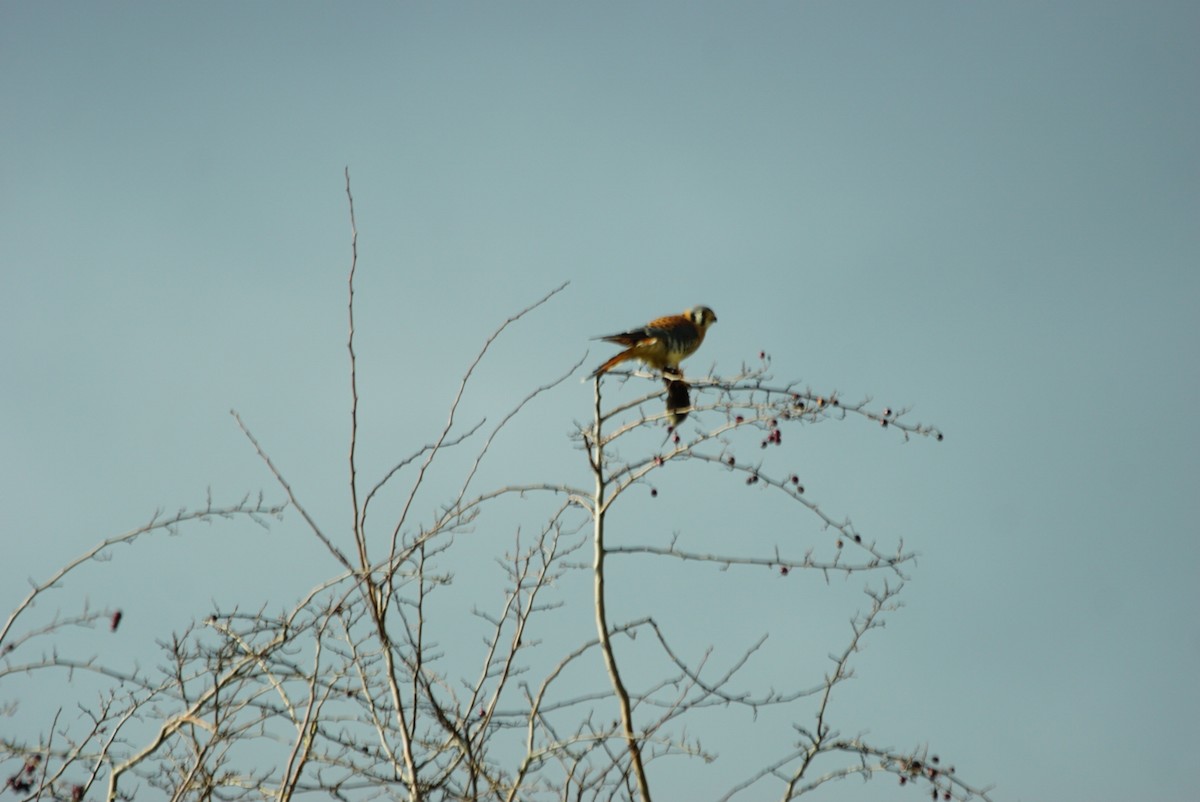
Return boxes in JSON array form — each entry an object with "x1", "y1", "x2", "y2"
[{"x1": 2, "y1": 2, "x2": 1198, "y2": 800}]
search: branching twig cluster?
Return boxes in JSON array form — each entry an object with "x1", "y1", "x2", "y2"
[{"x1": 1, "y1": 175, "x2": 991, "y2": 802}]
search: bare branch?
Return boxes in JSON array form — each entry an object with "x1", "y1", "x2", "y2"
[
  {"x1": 2, "y1": 188, "x2": 988, "y2": 802},
  {"x1": 384, "y1": 281, "x2": 570, "y2": 577}
]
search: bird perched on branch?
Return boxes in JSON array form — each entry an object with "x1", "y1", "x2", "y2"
[{"x1": 589, "y1": 306, "x2": 718, "y2": 378}]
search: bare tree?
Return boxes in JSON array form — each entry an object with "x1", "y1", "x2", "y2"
[{"x1": 1, "y1": 173, "x2": 993, "y2": 802}]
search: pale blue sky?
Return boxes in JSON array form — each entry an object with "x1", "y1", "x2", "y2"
[{"x1": 2, "y1": 2, "x2": 1198, "y2": 800}]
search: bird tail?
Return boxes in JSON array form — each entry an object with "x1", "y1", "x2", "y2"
[{"x1": 589, "y1": 349, "x2": 634, "y2": 378}]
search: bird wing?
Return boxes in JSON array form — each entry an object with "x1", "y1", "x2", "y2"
[
  {"x1": 593, "y1": 326, "x2": 651, "y2": 347},
  {"x1": 596, "y1": 329, "x2": 653, "y2": 347},
  {"x1": 594, "y1": 315, "x2": 684, "y2": 347}
]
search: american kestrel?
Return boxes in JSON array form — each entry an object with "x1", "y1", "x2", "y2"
[{"x1": 590, "y1": 306, "x2": 718, "y2": 378}]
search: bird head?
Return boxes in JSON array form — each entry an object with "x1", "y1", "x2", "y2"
[{"x1": 686, "y1": 306, "x2": 718, "y2": 331}]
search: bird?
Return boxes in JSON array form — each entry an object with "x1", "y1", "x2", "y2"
[{"x1": 589, "y1": 306, "x2": 717, "y2": 378}]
